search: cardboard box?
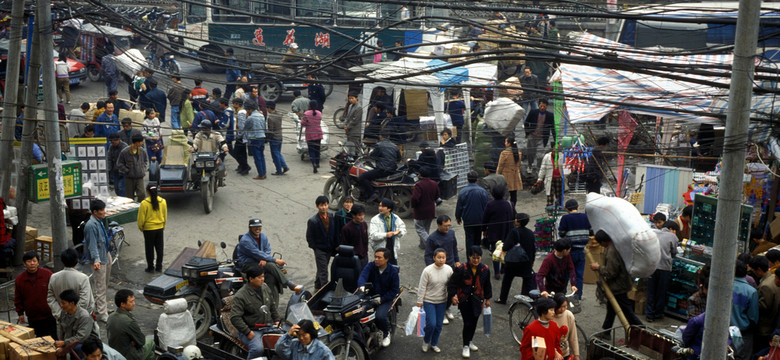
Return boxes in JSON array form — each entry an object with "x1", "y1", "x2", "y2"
[
  {"x1": 770, "y1": 212, "x2": 780, "y2": 242},
  {"x1": 9, "y1": 336, "x2": 55, "y2": 360},
  {"x1": 0, "y1": 321, "x2": 35, "y2": 339},
  {"x1": 24, "y1": 227, "x2": 37, "y2": 241},
  {"x1": 584, "y1": 245, "x2": 604, "y2": 284}
]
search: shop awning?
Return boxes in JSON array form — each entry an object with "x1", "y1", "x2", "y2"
[{"x1": 559, "y1": 32, "x2": 777, "y2": 124}]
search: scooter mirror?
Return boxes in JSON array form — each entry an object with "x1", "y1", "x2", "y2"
[
  {"x1": 220, "y1": 242, "x2": 227, "y2": 249},
  {"x1": 338, "y1": 141, "x2": 343, "y2": 146},
  {"x1": 197, "y1": 240, "x2": 202, "y2": 247}
]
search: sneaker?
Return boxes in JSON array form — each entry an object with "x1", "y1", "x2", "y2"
[
  {"x1": 381, "y1": 334, "x2": 391, "y2": 347},
  {"x1": 469, "y1": 342, "x2": 478, "y2": 351},
  {"x1": 446, "y1": 310, "x2": 455, "y2": 320},
  {"x1": 422, "y1": 343, "x2": 430, "y2": 352},
  {"x1": 432, "y1": 346, "x2": 441, "y2": 353},
  {"x1": 443, "y1": 317, "x2": 450, "y2": 325},
  {"x1": 462, "y1": 346, "x2": 470, "y2": 358}
]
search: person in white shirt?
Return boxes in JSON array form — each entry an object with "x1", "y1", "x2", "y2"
[
  {"x1": 368, "y1": 198, "x2": 407, "y2": 265},
  {"x1": 55, "y1": 55, "x2": 71, "y2": 104},
  {"x1": 416, "y1": 249, "x2": 453, "y2": 353}
]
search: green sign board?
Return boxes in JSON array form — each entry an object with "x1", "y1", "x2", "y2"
[{"x1": 28, "y1": 161, "x2": 82, "y2": 203}]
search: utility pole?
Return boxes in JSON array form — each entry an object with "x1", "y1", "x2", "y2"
[
  {"x1": 700, "y1": 0, "x2": 761, "y2": 358},
  {"x1": 12, "y1": 18, "x2": 42, "y2": 265},
  {"x1": 37, "y1": 0, "x2": 68, "y2": 270},
  {"x1": 0, "y1": 0, "x2": 25, "y2": 202}
]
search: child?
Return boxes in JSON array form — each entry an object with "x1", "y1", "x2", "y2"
[
  {"x1": 558, "y1": 199, "x2": 591, "y2": 299},
  {"x1": 519, "y1": 297, "x2": 567, "y2": 360},
  {"x1": 652, "y1": 213, "x2": 667, "y2": 229},
  {"x1": 142, "y1": 109, "x2": 162, "y2": 161}
]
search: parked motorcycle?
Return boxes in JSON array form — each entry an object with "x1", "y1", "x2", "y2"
[
  {"x1": 143, "y1": 241, "x2": 243, "y2": 339},
  {"x1": 148, "y1": 51, "x2": 181, "y2": 75},
  {"x1": 323, "y1": 142, "x2": 415, "y2": 218}
]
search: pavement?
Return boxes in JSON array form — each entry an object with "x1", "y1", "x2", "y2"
[{"x1": 16, "y1": 54, "x2": 688, "y2": 359}]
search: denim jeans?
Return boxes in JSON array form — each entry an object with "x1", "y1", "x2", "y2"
[
  {"x1": 570, "y1": 249, "x2": 585, "y2": 299},
  {"x1": 110, "y1": 171, "x2": 125, "y2": 196},
  {"x1": 268, "y1": 138, "x2": 287, "y2": 173},
  {"x1": 238, "y1": 330, "x2": 265, "y2": 360},
  {"x1": 423, "y1": 301, "x2": 446, "y2": 346},
  {"x1": 249, "y1": 139, "x2": 266, "y2": 177},
  {"x1": 170, "y1": 105, "x2": 181, "y2": 129}
]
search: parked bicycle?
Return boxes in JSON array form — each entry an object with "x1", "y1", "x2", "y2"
[
  {"x1": 75, "y1": 220, "x2": 128, "y2": 276},
  {"x1": 509, "y1": 290, "x2": 588, "y2": 359}
]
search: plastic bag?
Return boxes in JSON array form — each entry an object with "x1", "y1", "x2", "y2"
[
  {"x1": 491, "y1": 241, "x2": 505, "y2": 263},
  {"x1": 483, "y1": 306, "x2": 492, "y2": 337},
  {"x1": 417, "y1": 308, "x2": 426, "y2": 337},
  {"x1": 404, "y1": 306, "x2": 420, "y2": 336}
]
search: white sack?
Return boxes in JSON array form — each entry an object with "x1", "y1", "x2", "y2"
[
  {"x1": 163, "y1": 298, "x2": 188, "y2": 314},
  {"x1": 585, "y1": 193, "x2": 661, "y2": 278},
  {"x1": 157, "y1": 299, "x2": 196, "y2": 350},
  {"x1": 483, "y1": 97, "x2": 526, "y2": 137}
]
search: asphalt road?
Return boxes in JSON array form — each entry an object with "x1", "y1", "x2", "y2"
[{"x1": 22, "y1": 55, "x2": 687, "y2": 359}]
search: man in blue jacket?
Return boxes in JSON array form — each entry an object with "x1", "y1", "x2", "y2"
[
  {"x1": 145, "y1": 79, "x2": 168, "y2": 123},
  {"x1": 237, "y1": 218, "x2": 301, "y2": 301},
  {"x1": 455, "y1": 171, "x2": 489, "y2": 255},
  {"x1": 306, "y1": 196, "x2": 337, "y2": 290},
  {"x1": 358, "y1": 248, "x2": 400, "y2": 348},
  {"x1": 83, "y1": 199, "x2": 111, "y2": 323}
]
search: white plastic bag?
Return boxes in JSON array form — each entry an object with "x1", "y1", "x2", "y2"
[
  {"x1": 482, "y1": 306, "x2": 492, "y2": 337},
  {"x1": 585, "y1": 193, "x2": 661, "y2": 278},
  {"x1": 404, "y1": 306, "x2": 420, "y2": 336}
]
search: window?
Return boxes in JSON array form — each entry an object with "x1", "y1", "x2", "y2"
[
  {"x1": 213, "y1": 0, "x2": 251, "y2": 23},
  {"x1": 252, "y1": 0, "x2": 291, "y2": 24},
  {"x1": 186, "y1": 3, "x2": 206, "y2": 24},
  {"x1": 296, "y1": 0, "x2": 332, "y2": 19}
]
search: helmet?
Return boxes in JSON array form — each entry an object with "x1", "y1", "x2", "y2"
[
  {"x1": 182, "y1": 345, "x2": 202, "y2": 360},
  {"x1": 249, "y1": 217, "x2": 263, "y2": 227},
  {"x1": 199, "y1": 120, "x2": 212, "y2": 129}
]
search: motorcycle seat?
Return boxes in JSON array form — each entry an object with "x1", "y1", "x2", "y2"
[
  {"x1": 372, "y1": 171, "x2": 405, "y2": 183},
  {"x1": 330, "y1": 246, "x2": 362, "y2": 293}
]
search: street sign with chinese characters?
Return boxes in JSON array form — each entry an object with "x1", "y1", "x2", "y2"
[{"x1": 27, "y1": 161, "x2": 82, "y2": 203}]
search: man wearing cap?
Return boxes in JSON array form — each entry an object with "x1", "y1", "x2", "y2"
[
  {"x1": 118, "y1": 118, "x2": 144, "y2": 147},
  {"x1": 478, "y1": 161, "x2": 508, "y2": 200},
  {"x1": 116, "y1": 134, "x2": 148, "y2": 202},
  {"x1": 343, "y1": 93, "x2": 363, "y2": 154},
  {"x1": 107, "y1": 132, "x2": 128, "y2": 196},
  {"x1": 190, "y1": 120, "x2": 228, "y2": 186},
  {"x1": 237, "y1": 218, "x2": 302, "y2": 302},
  {"x1": 281, "y1": 43, "x2": 299, "y2": 63}
]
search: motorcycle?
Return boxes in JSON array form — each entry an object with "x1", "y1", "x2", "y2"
[
  {"x1": 143, "y1": 241, "x2": 244, "y2": 340},
  {"x1": 150, "y1": 131, "x2": 226, "y2": 213},
  {"x1": 323, "y1": 142, "x2": 415, "y2": 218}
]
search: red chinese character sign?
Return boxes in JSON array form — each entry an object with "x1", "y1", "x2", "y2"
[
  {"x1": 314, "y1": 32, "x2": 330, "y2": 48},
  {"x1": 283, "y1": 29, "x2": 296, "y2": 46},
  {"x1": 253, "y1": 28, "x2": 265, "y2": 46}
]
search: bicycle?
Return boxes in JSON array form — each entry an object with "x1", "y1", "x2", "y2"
[
  {"x1": 75, "y1": 220, "x2": 128, "y2": 277},
  {"x1": 508, "y1": 290, "x2": 588, "y2": 359}
]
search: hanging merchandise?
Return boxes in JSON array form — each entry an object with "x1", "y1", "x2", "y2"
[
  {"x1": 563, "y1": 138, "x2": 592, "y2": 175},
  {"x1": 534, "y1": 218, "x2": 555, "y2": 255}
]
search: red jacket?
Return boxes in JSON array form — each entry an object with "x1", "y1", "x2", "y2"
[
  {"x1": 519, "y1": 319, "x2": 567, "y2": 360},
  {"x1": 15, "y1": 268, "x2": 53, "y2": 321},
  {"x1": 411, "y1": 177, "x2": 440, "y2": 220}
]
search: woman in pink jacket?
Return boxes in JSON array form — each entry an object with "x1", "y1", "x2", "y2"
[{"x1": 302, "y1": 99, "x2": 324, "y2": 173}]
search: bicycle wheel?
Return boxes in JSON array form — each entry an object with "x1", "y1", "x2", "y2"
[
  {"x1": 576, "y1": 325, "x2": 588, "y2": 360},
  {"x1": 509, "y1": 301, "x2": 536, "y2": 346}
]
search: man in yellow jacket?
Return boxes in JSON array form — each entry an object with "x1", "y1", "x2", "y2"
[{"x1": 137, "y1": 184, "x2": 167, "y2": 272}]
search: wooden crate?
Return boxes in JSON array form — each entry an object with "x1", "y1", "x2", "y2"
[{"x1": 34, "y1": 237, "x2": 52, "y2": 263}]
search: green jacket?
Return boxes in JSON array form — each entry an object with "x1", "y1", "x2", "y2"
[
  {"x1": 107, "y1": 308, "x2": 145, "y2": 360},
  {"x1": 230, "y1": 283, "x2": 281, "y2": 336},
  {"x1": 181, "y1": 99, "x2": 195, "y2": 130},
  {"x1": 600, "y1": 243, "x2": 632, "y2": 295}
]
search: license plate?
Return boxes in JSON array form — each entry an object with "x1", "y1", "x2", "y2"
[{"x1": 175, "y1": 279, "x2": 189, "y2": 290}]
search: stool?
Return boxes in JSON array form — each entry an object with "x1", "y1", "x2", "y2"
[{"x1": 34, "y1": 236, "x2": 53, "y2": 263}]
